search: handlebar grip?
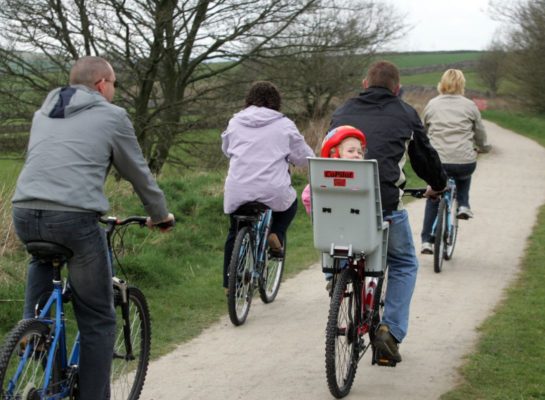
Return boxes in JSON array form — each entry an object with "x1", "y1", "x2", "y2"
[
  {"x1": 403, "y1": 188, "x2": 427, "y2": 198},
  {"x1": 154, "y1": 219, "x2": 175, "y2": 230}
]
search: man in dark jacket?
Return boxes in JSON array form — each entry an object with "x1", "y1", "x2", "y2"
[{"x1": 330, "y1": 60, "x2": 447, "y2": 365}]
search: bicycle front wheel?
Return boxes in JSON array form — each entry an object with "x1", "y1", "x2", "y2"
[
  {"x1": 259, "y1": 235, "x2": 286, "y2": 303},
  {"x1": 325, "y1": 268, "x2": 360, "y2": 399},
  {"x1": 444, "y1": 196, "x2": 459, "y2": 260},
  {"x1": 433, "y1": 199, "x2": 447, "y2": 273},
  {"x1": 228, "y1": 226, "x2": 255, "y2": 326},
  {"x1": 0, "y1": 319, "x2": 62, "y2": 399},
  {"x1": 111, "y1": 285, "x2": 151, "y2": 400}
]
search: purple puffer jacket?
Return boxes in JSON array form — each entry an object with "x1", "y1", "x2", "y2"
[{"x1": 222, "y1": 106, "x2": 314, "y2": 214}]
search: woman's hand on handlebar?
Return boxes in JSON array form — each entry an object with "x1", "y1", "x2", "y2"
[{"x1": 146, "y1": 213, "x2": 176, "y2": 232}]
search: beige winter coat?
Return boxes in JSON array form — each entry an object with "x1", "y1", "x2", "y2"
[{"x1": 423, "y1": 94, "x2": 489, "y2": 164}]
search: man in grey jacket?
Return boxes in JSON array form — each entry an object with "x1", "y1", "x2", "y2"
[{"x1": 12, "y1": 56, "x2": 174, "y2": 399}]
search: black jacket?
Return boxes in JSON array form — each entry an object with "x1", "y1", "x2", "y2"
[{"x1": 331, "y1": 87, "x2": 447, "y2": 212}]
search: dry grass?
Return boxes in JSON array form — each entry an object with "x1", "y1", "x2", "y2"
[{"x1": 0, "y1": 183, "x2": 17, "y2": 258}]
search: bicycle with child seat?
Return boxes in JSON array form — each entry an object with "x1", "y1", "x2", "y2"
[
  {"x1": 0, "y1": 216, "x2": 173, "y2": 400},
  {"x1": 227, "y1": 202, "x2": 286, "y2": 326},
  {"x1": 429, "y1": 178, "x2": 459, "y2": 273},
  {"x1": 325, "y1": 189, "x2": 425, "y2": 399}
]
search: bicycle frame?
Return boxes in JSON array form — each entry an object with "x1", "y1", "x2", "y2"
[
  {"x1": 329, "y1": 254, "x2": 382, "y2": 341},
  {"x1": 9, "y1": 265, "x2": 78, "y2": 398},
  {"x1": 7, "y1": 220, "x2": 138, "y2": 399},
  {"x1": 431, "y1": 178, "x2": 456, "y2": 238},
  {"x1": 238, "y1": 208, "x2": 272, "y2": 284}
]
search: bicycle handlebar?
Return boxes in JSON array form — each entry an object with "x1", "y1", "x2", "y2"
[
  {"x1": 99, "y1": 216, "x2": 175, "y2": 230},
  {"x1": 403, "y1": 188, "x2": 427, "y2": 198}
]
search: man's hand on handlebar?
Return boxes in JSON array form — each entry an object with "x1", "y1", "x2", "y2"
[
  {"x1": 146, "y1": 213, "x2": 176, "y2": 232},
  {"x1": 423, "y1": 185, "x2": 444, "y2": 200}
]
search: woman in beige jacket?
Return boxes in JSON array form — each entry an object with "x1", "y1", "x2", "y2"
[{"x1": 420, "y1": 69, "x2": 491, "y2": 254}]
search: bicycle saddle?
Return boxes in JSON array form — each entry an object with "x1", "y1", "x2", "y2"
[
  {"x1": 234, "y1": 202, "x2": 269, "y2": 216},
  {"x1": 25, "y1": 241, "x2": 73, "y2": 260}
]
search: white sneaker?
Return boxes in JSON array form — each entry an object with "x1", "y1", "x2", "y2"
[
  {"x1": 457, "y1": 206, "x2": 474, "y2": 219},
  {"x1": 421, "y1": 242, "x2": 433, "y2": 254}
]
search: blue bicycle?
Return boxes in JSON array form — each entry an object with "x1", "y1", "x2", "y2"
[
  {"x1": 0, "y1": 216, "x2": 164, "y2": 399},
  {"x1": 431, "y1": 178, "x2": 459, "y2": 273},
  {"x1": 227, "y1": 202, "x2": 285, "y2": 326}
]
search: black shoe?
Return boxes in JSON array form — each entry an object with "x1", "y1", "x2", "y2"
[{"x1": 373, "y1": 325, "x2": 402, "y2": 365}]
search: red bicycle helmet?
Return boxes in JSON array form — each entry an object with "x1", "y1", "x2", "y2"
[{"x1": 320, "y1": 125, "x2": 366, "y2": 158}]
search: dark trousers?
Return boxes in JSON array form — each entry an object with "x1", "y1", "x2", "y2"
[
  {"x1": 223, "y1": 199, "x2": 298, "y2": 288},
  {"x1": 421, "y1": 162, "x2": 477, "y2": 243},
  {"x1": 12, "y1": 208, "x2": 115, "y2": 400}
]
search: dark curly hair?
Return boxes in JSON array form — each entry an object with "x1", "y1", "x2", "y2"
[{"x1": 244, "y1": 81, "x2": 282, "y2": 111}]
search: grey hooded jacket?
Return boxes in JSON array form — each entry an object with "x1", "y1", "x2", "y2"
[{"x1": 12, "y1": 85, "x2": 168, "y2": 222}]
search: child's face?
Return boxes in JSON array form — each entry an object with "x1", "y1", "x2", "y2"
[{"x1": 339, "y1": 137, "x2": 365, "y2": 160}]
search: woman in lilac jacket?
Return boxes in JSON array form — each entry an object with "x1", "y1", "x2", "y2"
[{"x1": 221, "y1": 81, "x2": 314, "y2": 292}]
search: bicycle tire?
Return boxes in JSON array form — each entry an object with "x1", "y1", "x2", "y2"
[
  {"x1": 433, "y1": 199, "x2": 447, "y2": 273},
  {"x1": 259, "y1": 235, "x2": 286, "y2": 304},
  {"x1": 227, "y1": 226, "x2": 254, "y2": 326},
  {"x1": 111, "y1": 285, "x2": 151, "y2": 400},
  {"x1": 0, "y1": 318, "x2": 63, "y2": 398},
  {"x1": 325, "y1": 268, "x2": 360, "y2": 399},
  {"x1": 444, "y1": 196, "x2": 459, "y2": 260}
]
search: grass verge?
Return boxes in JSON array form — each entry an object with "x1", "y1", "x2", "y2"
[{"x1": 441, "y1": 111, "x2": 545, "y2": 399}]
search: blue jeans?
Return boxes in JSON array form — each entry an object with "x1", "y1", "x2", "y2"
[
  {"x1": 421, "y1": 162, "x2": 476, "y2": 243},
  {"x1": 12, "y1": 208, "x2": 116, "y2": 400},
  {"x1": 381, "y1": 210, "x2": 418, "y2": 343}
]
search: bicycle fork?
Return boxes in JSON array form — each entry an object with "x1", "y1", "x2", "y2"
[{"x1": 113, "y1": 277, "x2": 134, "y2": 360}]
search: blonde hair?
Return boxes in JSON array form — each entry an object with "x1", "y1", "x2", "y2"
[{"x1": 437, "y1": 69, "x2": 465, "y2": 95}]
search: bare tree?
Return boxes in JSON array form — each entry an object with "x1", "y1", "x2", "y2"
[
  {"x1": 237, "y1": 1, "x2": 406, "y2": 121},
  {"x1": 0, "y1": 0, "x2": 323, "y2": 172},
  {"x1": 477, "y1": 39, "x2": 506, "y2": 97},
  {"x1": 491, "y1": 0, "x2": 545, "y2": 110}
]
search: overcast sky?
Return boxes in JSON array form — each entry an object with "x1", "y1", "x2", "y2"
[{"x1": 386, "y1": 0, "x2": 502, "y2": 51}]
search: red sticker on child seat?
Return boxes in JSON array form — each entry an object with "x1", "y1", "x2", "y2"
[
  {"x1": 324, "y1": 170, "x2": 354, "y2": 178},
  {"x1": 333, "y1": 178, "x2": 346, "y2": 187}
]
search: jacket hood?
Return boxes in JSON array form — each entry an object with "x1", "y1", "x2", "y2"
[
  {"x1": 232, "y1": 105, "x2": 284, "y2": 128},
  {"x1": 357, "y1": 87, "x2": 398, "y2": 107},
  {"x1": 39, "y1": 85, "x2": 107, "y2": 119}
]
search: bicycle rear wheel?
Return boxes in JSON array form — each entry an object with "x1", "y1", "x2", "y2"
[
  {"x1": 259, "y1": 235, "x2": 286, "y2": 304},
  {"x1": 433, "y1": 199, "x2": 447, "y2": 273},
  {"x1": 325, "y1": 268, "x2": 360, "y2": 399},
  {"x1": 0, "y1": 319, "x2": 63, "y2": 399},
  {"x1": 228, "y1": 226, "x2": 254, "y2": 326},
  {"x1": 111, "y1": 285, "x2": 151, "y2": 400},
  {"x1": 444, "y1": 196, "x2": 459, "y2": 260}
]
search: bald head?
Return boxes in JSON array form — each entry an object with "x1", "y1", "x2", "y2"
[{"x1": 70, "y1": 56, "x2": 114, "y2": 88}]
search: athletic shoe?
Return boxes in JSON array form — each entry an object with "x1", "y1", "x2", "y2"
[
  {"x1": 457, "y1": 206, "x2": 474, "y2": 219},
  {"x1": 373, "y1": 324, "x2": 402, "y2": 364},
  {"x1": 421, "y1": 242, "x2": 433, "y2": 254}
]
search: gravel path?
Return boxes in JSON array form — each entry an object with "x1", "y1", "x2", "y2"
[{"x1": 141, "y1": 121, "x2": 545, "y2": 400}]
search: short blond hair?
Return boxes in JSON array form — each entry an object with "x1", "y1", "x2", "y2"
[{"x1": 437, "y1": 69, "x2": 465, "y2": 95}]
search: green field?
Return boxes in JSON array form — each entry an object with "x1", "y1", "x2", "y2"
[{"x1": 379, "y1": 51, "x2": 482, "y2": 69}]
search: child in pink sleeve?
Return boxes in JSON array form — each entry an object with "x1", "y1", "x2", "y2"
[
  {"x1": 302, "y1": 125, "x2": 367, "y2": 214},
  {"x1": 303, "y1": 125, "x2": 367, "y2": 289}
]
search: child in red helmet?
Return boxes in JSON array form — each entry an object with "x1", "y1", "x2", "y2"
[{"x1": 301, "y1": 125, "x2": 366, "y2": 214}]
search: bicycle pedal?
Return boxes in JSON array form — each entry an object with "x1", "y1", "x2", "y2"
[{"x1": 374, "y1": 357, "x2": 397, "y2": 367}]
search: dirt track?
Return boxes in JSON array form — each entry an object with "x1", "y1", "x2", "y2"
[{"x1": 141, "y1": 121, "x2": 545, "y2": 400}]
